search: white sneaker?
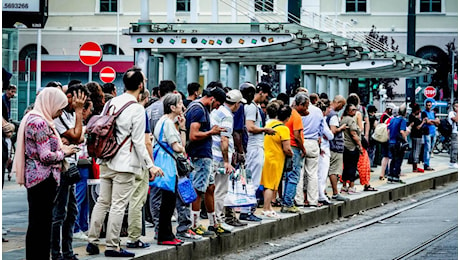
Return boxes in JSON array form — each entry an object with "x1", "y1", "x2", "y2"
[
  {"x1": 219, "y1": 222, "x2": 235, "y2": 231},
  {"x1": 449, "y1": 163, "x2": 458, "y2": 168},
  {"x1": 73, "y1": 231, "x2": 88, "y2": 240}
]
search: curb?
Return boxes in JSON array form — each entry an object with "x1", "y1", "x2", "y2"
[{"x1": 131, "y1": 168, "x2": 457, "y2": 260}]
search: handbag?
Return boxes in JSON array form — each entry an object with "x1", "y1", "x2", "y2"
[
  {"x1": 177, "y1": 176, "x2": 197, "y2": 204},
  {"x1": 150, "y1": 130, "x2": 177, "y2": 192},
  {"x1": 153, "y1": 121, "x2": 193, "y2": 177},
  {"x1": 223, "y1": 165, "x2": 257, "y2": 208},
  {"x1": 62, "y1": 164, "x2": 81, "y2": 185}
]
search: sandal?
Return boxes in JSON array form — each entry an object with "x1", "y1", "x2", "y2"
[
  {"x1": 379, "y1": 176, "x2": 386, "y2": 181},
  {"x1": 261, "y1": 210, "x2": 280, "y2": 218},
  {"x1": 270, "y1": 199, "x2": 282, "y2": 207},
  {"x1": 364, "y1": 185, "x2": 378, "y2": 191}
]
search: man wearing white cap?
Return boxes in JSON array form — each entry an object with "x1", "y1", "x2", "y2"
[{"x1": 211, "y1": 90, "x2": 246, "y2": 233}]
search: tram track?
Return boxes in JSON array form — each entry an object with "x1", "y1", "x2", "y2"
[{"x1": 261, "y1": 188, "x2": 458, "y2": 260}]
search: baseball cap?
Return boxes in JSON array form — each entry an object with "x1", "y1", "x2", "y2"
[
  {"x1": 256, "y1": 82, "x2": 273, "y2": 98},
  {"x1": 386, "y1": 103, "x2": 396, "y2": 110},
  {"x1": 210, "y1": 87, "x2": 226, "y2": 104},
  {"x1": 239, "y1": 82, "x2": 256, "y2": 91},
  {"x1": 226, "y1": 89, "x2": 247, "y2": 104}
]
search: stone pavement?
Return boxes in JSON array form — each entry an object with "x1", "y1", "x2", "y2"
[{"x1": 2, "y1": 152, "x2": 457, "y2": 260}]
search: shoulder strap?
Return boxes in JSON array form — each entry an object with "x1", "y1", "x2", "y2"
[
  {"x1": 113, "y1": 100, "x2": 137, "y2": 117},
  {"x1": 153, "y1": 120, "x2": 176, "y2": 160},
  {"x1": 271, "y1": 123, "x2": 283, "y2": 129},
  {"x1": 58, "y1": 115, "x2": 70, "y2": 130}
]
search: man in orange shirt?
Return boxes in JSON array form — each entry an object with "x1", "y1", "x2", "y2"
[{"x1": 281, "y1": 93, "x2": 309, "y2": 213}]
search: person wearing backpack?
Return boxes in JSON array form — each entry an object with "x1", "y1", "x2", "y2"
[
  {"x1": 448, "y1": 101, "x2": 458, "y2": 168},
  {"x1": 378, "y1": 103, "x2": 395, "y2": 180},
  {"x1": 421, "y1": 100, "x2": 440, "y2": 171},
  {"x1": 86, "y1": 66, "x2": 163, "y2": 258}
]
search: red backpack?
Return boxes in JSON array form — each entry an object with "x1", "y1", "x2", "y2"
[{"x1": 86, "y1": 100, "x2": 136, "y2": 160}]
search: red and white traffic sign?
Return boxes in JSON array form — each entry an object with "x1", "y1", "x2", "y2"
[
  {"x1": 423, "y1": 86, "x2": 436, "y2": 99},
  {"x1": 99, "y1": 66, "x2": 116, "y2": 83},
  {"x1": 79, "y1": 42, "x2": 102, "y2": 66}
]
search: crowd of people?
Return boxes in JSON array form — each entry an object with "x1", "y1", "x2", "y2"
[{"x1": 2, "y1": 66, "x2": 458, "y2": 259}]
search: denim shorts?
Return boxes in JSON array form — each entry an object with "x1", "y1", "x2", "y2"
[{"x1": 190, "y1": 157, "x2": 214, "y2": 193}]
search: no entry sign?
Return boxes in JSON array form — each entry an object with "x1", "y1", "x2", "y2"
[
  {"x1": 99, "y1": 66, "x2": 116, "y2": 83},
  {"x1": 79, "y1": 42, "x2": 102, "y2": 66},
  {"x1": 423, "y1": 86, "x2": 436, "y2": 99}
]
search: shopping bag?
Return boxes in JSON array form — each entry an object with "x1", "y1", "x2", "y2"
[
  {"x1": 177, "y1": 176, "x2": 197, "y2": 204},
  {"x1": 224, "y1": 168, "x2": 257, "y2": 208},
  {"x1": 149, "y1": 144, "x2": 176, "y2": 192}
]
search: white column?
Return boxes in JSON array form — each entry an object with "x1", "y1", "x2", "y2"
[
  {"x1": 163, "y1": 53, "x2": 177, "y2": 82},
  {"x1": 186, "y1": 56, "x2": 200, "y2": 84},
  {"x1": 231, "y1": 0, "x2": 237, "y2": 22},
  {"x1": 317, "y1": 75, "x2": 327, "y2": 94},
  {"x1": 304, "y1": 73, "x2": 316, "y2": 94},
  {"x1": 167, "y1": 0, "x2": 175, "y2": 23},
  {"x1": 191, "y1": 0, "x2": 198, "y2": 22},
  {"x1": 244, "y1": 65, "x2": 257, "y2": 85},
  {"x1": 212, "y1": 0, "x2": 218, "y2": 23},
  {"x1": 227, "y1": 62, "x2": 240, "y2": 89},
  {"x1": 338, "y1": 78, "x2": 349, "y2": 97},
  {"x1": 329, "y1": 76, "x2": 339, "y2": 99},
  {"x1": 207, "y1": 59, "x2": 221, "y2": 83}
]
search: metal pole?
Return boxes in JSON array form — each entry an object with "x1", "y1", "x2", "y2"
[
  {"x1": 36, "y1": 29, "x2": 42, "y2": 92},
  {"x1": 116, "y1": 0, "x2": 120, "y2": 56},
  {"x1": 88, "y1": 66, "x2": 92, "y2": 82},
  {"x1": 26, "y1": 57, "x2": 31, "y2": 106},
  {"x1": 451, "y1": 47, "x2": 455, "y2": 108}
]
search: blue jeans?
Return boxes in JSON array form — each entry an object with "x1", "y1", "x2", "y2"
[
  {"x1": 74, "y1": 166, "x2": 89, "y2": 233},
  {"x1": 389, "y1": 143, "x2": 404, "y2": 181},
  {"x1": 51, "y1": 180, "x2": 78, "y2": 259},
  {"x1": 283, "y1": 147, "x2": 304, "y2": 207},
  {"x1": 423, "y1": 134, "x2": 436, "y2": 167}
]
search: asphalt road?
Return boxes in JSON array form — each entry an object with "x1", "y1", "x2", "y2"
[
  {"x1": 215, "y1": 181, "x2": 458, "y2": 260},
  {"x1": 277, "y1": 192, "x2": 458, "y2": 260}
]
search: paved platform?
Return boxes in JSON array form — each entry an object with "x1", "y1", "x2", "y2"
[{"x1": 2, "y1": 153, "x2": 458, "y2": 260}]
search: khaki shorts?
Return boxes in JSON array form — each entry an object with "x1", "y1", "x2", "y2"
[{"x1": 328, "y1": 151, "x2": 343, "y2": 176}]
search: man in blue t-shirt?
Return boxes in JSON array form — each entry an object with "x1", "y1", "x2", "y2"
[
  {"x1": 387, "y1": 104, "x2": 408, "y2": 184},
  {"x1": 421, "y1": 100, "x2": 440, "y2": 171},
  {"x1": 186, "y1": 83, "x2": 226, "y2": 237}
]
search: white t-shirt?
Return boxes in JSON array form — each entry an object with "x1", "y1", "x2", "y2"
[
  {"x1": 448, "y1": 111, "x2": 458, "y2": 134},
  {"x1": 54, "y1": 110, "x2": 77, "y2": 164},
  {"x1": 244, "y1": 102, "x2": 264, "y2": 148},
  {"x1": 153, "y1": 116, "x2": 182, "y2": 157}
]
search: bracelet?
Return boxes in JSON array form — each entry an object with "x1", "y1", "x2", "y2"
[{"x1": 179, "y1": 128, "x2": 186, "y2": 133}]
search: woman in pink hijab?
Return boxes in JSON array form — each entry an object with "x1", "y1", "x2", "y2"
[{"x1": 12, "y1": 87, "x2": 79, "y2": 260}]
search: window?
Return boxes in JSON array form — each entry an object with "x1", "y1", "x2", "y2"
[
  {"x1": 176, "y1": 0, "x2": 190, "y2": 12},
  {"x1": 345, "y1": 0, "x2": 366, "y2": 13},
  {"x1": 101, "y1": 44, "x2": 124, "y2": 55},
  {"x1": 100, "y1": 0, "x2": 117, "y2": 13},
  {"x1": 420, "y1": 0, "x2": 441, "y2": 12},
  {"x1": 255, "y1": 0, "x2": 274, "y2": 12}
]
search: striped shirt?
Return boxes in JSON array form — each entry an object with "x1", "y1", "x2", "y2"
[{"x1": 210, "y1": 105, "x2": 234, "y2": 162}]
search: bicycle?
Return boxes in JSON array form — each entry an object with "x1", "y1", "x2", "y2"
[{"x1": 432, "y1": 131, "x2": 451, "y2": 154}]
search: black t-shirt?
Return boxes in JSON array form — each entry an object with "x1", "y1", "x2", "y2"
[
  {"x1": 185, "y1": 101, "x2": 212, "y2": 159},
  {"x1": 408, "y1": 114, "x2": 423, "y2": 138}
]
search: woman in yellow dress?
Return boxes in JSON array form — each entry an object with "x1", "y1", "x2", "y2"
[{"x1": 260, "y1": 102, "x2": 293, "y2": 218}]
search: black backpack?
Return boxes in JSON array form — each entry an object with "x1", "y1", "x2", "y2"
[{"x1": 438, "y1": 119, "x2": 452, "y2": 137}]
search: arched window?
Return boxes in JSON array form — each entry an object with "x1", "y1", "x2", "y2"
[
  {"x1": 101, "y1": 44, "x2": 124, "y2": 55},
  {"x1": 19, "y1": 44, "x2": 49, "y2": 60}
]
